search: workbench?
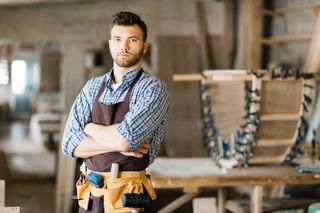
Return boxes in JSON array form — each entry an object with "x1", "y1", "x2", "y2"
[{"x1": 147, "y1": 158, "x2": 320, "y2": 213}]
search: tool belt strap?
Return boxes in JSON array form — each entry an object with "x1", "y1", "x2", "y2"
[{"x1": 86, "y1": 168, "x2": 157, "y2": 200}]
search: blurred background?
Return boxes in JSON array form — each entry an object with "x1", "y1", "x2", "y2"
[{"x1": 0, "y1": 0, "x2": 320, "y2": 212}]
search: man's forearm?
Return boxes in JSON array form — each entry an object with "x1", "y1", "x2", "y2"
[
  {"x1": 84, "y1": 123, "x2": 130, "y2": 151},
  {"x1": 73, "y1": 136, "x2": 113, "y2": 158}
]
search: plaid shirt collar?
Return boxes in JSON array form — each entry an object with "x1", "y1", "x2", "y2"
[{"x1": 104, "y1": 67, "x2": 142, "y2": 91}]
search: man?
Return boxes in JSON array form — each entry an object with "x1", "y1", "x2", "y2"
[{"x1": 62, "y1": 11, "x2": 170, "y2": 212}]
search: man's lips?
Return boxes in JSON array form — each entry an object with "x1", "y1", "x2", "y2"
[{"x1": 118, "y1": 52, "x2": 130, "y2": 57}]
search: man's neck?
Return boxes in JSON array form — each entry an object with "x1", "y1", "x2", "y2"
[{"x1": 113, "y1": 63, "x2": 141, "y2": 84}]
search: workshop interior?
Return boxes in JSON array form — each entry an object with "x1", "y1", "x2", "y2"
[{"x1": 1, "y1": 0, "x2": 320, "y2": 212}]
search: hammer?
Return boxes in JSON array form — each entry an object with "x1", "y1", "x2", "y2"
[{"x1": 122, "y1": 192, "x2": 150, "y2": 213}]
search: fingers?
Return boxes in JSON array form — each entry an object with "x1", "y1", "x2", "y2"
[
  {"x1": 137, "y1": 147, "x2": 148, "y2": 154},
  {"x1": 119, "y1": 140, "x2": 151, "y2": 158},
  {"x1": 141, "y1": 142, "x2": 150, "y2": 149},
  {"x1": 120, "y1": 151, "x2": 143, "y2": 158}
]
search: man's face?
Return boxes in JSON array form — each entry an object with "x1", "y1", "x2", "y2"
[{"x1": 109, "y1": 24, "x2": 147, "y2": 68}]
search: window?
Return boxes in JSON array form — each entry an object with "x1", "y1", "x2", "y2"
[
  {"x1": 0, "y1": 58, "x2": 9, "y2": 85},
  {"x1": 11, "y1": 60, "x2": 27, "y2": 95}
]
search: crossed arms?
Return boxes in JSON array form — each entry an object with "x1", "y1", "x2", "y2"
[{"x1": 73, "y1": 123, "x2": 150, "y2": 158}]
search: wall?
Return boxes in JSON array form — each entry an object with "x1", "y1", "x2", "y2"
[
  {"x1": 271, "y1": 0, "x2": 320, "y2": 67},
  {"x1": 0, "y1": 0, "x2": 225, "y2": 109},
  {"x1": 0, "y1": 0, "x2": 223, "y2": 43}
]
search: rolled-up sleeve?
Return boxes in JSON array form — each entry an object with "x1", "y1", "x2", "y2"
[
  {"x1": 61, "y1": 81, "x2": 93, "y2": 156},
  {"x1": 116, "y1": 81, "x2": 170, "y2": 151}
]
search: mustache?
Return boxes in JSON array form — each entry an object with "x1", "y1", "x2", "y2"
[{"x1": 117, "y1": 52, "x2": 131, "y2": 56}]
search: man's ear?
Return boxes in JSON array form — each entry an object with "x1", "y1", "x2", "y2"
[{"x1": 143, "y1": 42, "x2": 148, "y2": 54}]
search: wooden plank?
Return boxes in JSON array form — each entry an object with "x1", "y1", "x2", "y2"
[
  {"x1": 276, "y1": 3, "x2": 320, "y2": 14},
  {"x1": 0, "y1": 180, "x2": 4, "y2": 206},
  {"x1": 260, "y1": 80, "x2": 303, "y2": 114},
  {"x1": 195, "y1": 1, "x2": 210, "y2": 70},
  {"x1": 217, "y1": 188, "x2": 226, "y2": 213},
  {"x1": 250, "y1": 185, "x2": 263, "y2": 213},
  {"x1": 158, "y1": 192, "x2": 200, "y2": 213},
  {"x1": 258, "y1": 8, "x2": 280, "y2": 17},
  {"x1": 235, "y1": 0, "x2": 263, "y2": 69},
  {"x1": 225, "y1": 200, "x2": 246, "y2": 213},
  {"x1": 225, "y1": 198, "x2": 320, "y2": 212},
  {"x1": 193, "y1": 197, "x2": 217, "y2": 213},
  {"x1": 207, "y1": 81, "x2": 245, "y2": 138},
  {"x1": 148, "y1": 158, "x2": 320, "y2": 188},
  {"x1": 173, "y1": 74, "x2": 204, "y2": 81},
  {"x1": 40, "y1": 51, "x2": 60, "y2": 91},
  {"x1": 257, "y1": 139, "x2": 295, "y2": 147},
  {"x1": 257, "y1": 120, "x2": 299, "y2": 140},
  {"x1": 260, "y1": 34, "x2": 311, "y2": 46},
  {"x1": 260, "y1": 113, "x2": 300, "y2": 121},
  {"x1": 250, "y1": 146, "x2": 291, "y2": 164},
  {"x1": 158, "y1": 36, "x2": 205, "y2": 157},
  {"x1": 304, "y1": 8, "x2": 320, "y2": 72},
  {"x1": 173, "y1": 71, "x2": 320, "y2": 82},
  {"x1": 55, "y1": 114, "x2": 77, "y2": 213}
]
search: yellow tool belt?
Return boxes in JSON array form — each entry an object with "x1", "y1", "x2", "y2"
[{"x1": 76, "y1": 168, "x2": 157, "y2": 213}]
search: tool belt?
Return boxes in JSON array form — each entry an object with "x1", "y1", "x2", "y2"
[{"x1": 76, "y1": 168, "x2": 157, "y2": 213}]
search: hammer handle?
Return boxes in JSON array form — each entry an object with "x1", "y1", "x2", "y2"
[
  {"x1": 132, "y1": 209, "x2": 139, "y2": 213},
  {"x1": 110, "y1": 163, "x2": 119, "y2": 180}
]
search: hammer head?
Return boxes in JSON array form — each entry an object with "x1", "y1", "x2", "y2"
[{"x1": 122, "y1": 193, "x2": 150, "y2": 208}]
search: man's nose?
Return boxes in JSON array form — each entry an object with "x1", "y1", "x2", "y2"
[{"x1": 120, "y1": 41, "x2": 129, "y2": 51}]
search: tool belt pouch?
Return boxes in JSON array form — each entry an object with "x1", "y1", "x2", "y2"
[
  {"x1": 104, "y1": 177, "x2": 144, "y2": 210},
  {"x1": 76, "y1": 178, "x2": 91, "y2": 210}
]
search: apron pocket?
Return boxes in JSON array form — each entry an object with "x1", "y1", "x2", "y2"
[
  {"x1": 76, "y1": 179, "x2": 91, "y2": 210},
  {"x1": 90, "y1": 194, "x2": 104, "y2": 212},
  {"x1": 104, "y1": 177, "x2": 144, "y2": 209}
]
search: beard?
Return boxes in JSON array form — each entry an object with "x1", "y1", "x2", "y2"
[{"x1": 114, "y1": 49, "x2": 144, "y2": 68}]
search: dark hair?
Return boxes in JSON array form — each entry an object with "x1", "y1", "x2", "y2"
[{"x1": 111, "y1": 11, "x2": 147, "y2": 42}]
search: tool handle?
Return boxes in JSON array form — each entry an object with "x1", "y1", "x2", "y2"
[
  {"x1": 110, "y1": 163, "x2": 119, "y2": 180},
  {"x1": 131, "y1": 209, "x2": 139, "y2": 213}
]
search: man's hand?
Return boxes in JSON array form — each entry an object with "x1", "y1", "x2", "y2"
[{"x1": 120, "y1": 140, "x2": 150, "y2": 158}]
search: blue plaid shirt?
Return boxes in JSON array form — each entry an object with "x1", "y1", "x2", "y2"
[{"x1": 62, "y1": 68, "x2": 170, "y2": 164}]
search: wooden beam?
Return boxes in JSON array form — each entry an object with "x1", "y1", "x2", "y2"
[
  {"x1": 260, "y1": 34, "x2": 312, "y2": 46},
  {"x1": 235, "y1": 0, "x2": 263, "y2": 69},
  {"x1": 173, "y1": 71, "x2": 320, "y2": 82},
  {"x1": 304, "y1": 8, "x2": 320, "y2": 72},
  {"x1": 276, "y1": 3, "x2": 320, "y2": 14},
  {"x1": 158, "y1": 191, "x2": 200, "y2": 213},
  {"x1": 195, "y1": 1, "x2": 210, "y2": 70},
  {"x1": 193, "y1": 197, "x2": 217, "y2": 213},
  {"x1": 225, "y1": 200, "x2": 246, "y2": 213},
  {"x1": 258, "y1": 8, "x2": 281, "y2": 17},
  {"x1": 173, "y1": 74, "x2": 204, "y2": 82},
  {"x1": 250, "y1": 185, "x2": 263, "y2": 213},
  {"x1": 0, "y1": 180, "x2": 4, "y2": 206},
  {"x1": 217, "y1": 188, "x2": 226, "y2": 213}
]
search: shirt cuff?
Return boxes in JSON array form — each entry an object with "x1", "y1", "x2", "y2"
[
  {"x1": 116, "y1": 123, "x2": 133, "y2": 151},
  {"x1": 69, "y1": 131, "x2": 87, "y2": 157}
]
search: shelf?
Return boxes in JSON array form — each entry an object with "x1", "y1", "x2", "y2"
[
  {"x1": 259, "y1": 4, "x2": 320, "y2": 16},
  {"x1": 260, "y1": 34, "x2": 312, "y2": 46}
]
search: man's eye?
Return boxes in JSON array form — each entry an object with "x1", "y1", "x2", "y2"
[
  {"x1": 113, "y1": 38, "x2": 121, "y2": 42},
  {"x1": 129, "y1": 38, "x2": 137, "y2": 42}
]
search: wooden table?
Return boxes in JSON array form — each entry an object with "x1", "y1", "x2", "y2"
[{"x1": 147, "y1": 158, "x2": 320, "y2": 213}]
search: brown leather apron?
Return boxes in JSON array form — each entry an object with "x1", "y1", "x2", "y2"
[{"x1": 79, "y1": 69, "x2": 151, "y2": 213}]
